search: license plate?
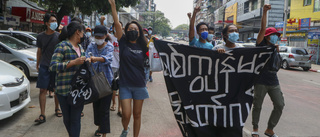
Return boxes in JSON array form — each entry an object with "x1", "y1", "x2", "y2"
[
  {"x1": 19, "y1": 91, "x2": 28, "y2": 104},
  {"x1": 299, "y1": 62, "x2": 305, "y2": 65}
]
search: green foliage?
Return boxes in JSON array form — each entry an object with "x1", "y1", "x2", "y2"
[
  {"x1": 174, "y1": 24, "x2": 189, "y2": 30},
  {"x1": 38, "y1": 0, "x2": 139, "y2": 25},
  {"x1": 139, "y1": 11, "x2": 171, "y2": 36}
]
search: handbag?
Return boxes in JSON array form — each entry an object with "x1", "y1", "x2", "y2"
[
  {"x1": 88, "y1": 62, "x2": 113, "y2": 100},
  {"x1": 268, "y1": 48, "x2": 282, "y2": 71},
  {"x1": 68, "y1": 62, "x2": 98, "y2": 107}
]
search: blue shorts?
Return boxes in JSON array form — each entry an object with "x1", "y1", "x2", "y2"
[
  {"x1": 119, "y1": 86, "x2": 149, "y2": 100},
  {"x1": 36, "y1": 65, "x2": 55, "y2": 90}
]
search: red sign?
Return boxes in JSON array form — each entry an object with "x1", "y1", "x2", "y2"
[
  {"x1": 12, "y1": 7, "x2": 45, "y2": 24},
  {"x1": 60, "y1": 16, "x2": 70, "y2": 26},
  {"x1": 281, "y1": 37, "x2": 287, "y2": 42}
]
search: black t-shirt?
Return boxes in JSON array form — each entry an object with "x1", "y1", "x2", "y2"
[
  {"x1": 37, "y1": 32, "x2": 60, "y2": 66},
  {"x1": 256, "y1": 38, "x2": 279, "y2": 85},
  {"x1": 119, "y1": 36, "x2": 146, "y2": 87}
]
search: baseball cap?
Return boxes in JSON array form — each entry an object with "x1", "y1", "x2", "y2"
[
  {"x1": 143, "y1": 28, "x2": 148, "y2": 33},
  {"x1": 265, "y1": 27, "x2": 281, "y2": 37},
  {"x1": 94, "y1": 25, "x2": 108, "y2": 37}
]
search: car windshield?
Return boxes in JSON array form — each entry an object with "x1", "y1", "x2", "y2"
[
  {"x1": 30, "y1": 33, "x2": 38, "y2": 38},
  {"x1": 291, "y1": 48, "x2": 308, "y2": 55},
  {"x1": 0, "y1": 35, "x2": 32, "y2": 50}
]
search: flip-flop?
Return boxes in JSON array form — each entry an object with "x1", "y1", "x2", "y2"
[
  {"x1": 251, "y1": 131, "x2": 259, "y2": 137},
  {"x1": 55, "y1": 109, "x2": 63, "y2": 117},
  {"x1": 94, "y1": 130, "x2": 101, "y2": 136},
  {"x1": 81, "y1": 112, "x2": 84, "y2": 117},
  {"x1": 117, "y1": 112, "x2": 122, "y2": 117},
  {"x1": 264, "y1": 133, "x2": 278, "y2": 137},
  {"x1": 110, "y1": 106, "x2": 116, "y2": 111},
  {"x1": 34, "y1": 114, "x2": 46, "y2": 124}
]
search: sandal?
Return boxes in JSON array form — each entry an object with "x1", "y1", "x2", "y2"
[
  {"x1": 55, "y1": 109, "x2": 63, "y2": 117},
  {"x1": 117, "y1": 112, "x2": 122, "y2": 117},
  {"x1": 34, "y1": 114, "x2": 46, "y2": 123},
  {"x1": 94, "y1": 130, "x2": 101, "y2": 136},
  {"x1": 264, "y1": 133, "x2": 278, "y2": 137},
  {"x1": 48, "y1": 91, "x2": 54, "y2": 98},
  {"x1": 251, "y1": 131, "x2": 259, "y2": 137},
  {"x1": 81, "y1": 112, "x2": 84, "y2": 117},
  {"x1": 110, "y1": 106, "x2": 116, "y2": 111}
]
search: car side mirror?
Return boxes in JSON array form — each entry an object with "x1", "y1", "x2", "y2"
[{"x1": 32, "y1": 41, "x2": 37, "y2": 45}]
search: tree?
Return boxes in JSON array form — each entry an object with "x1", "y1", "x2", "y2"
[
  {"x1": 37, "y1": 0, "x2": 139, "y2": 25},
  {"x1": 139, "y1": 11, "x2": 171, "y2": 36},
  {"x1": 174, "y1": 24, "x2": 189, "y2": 30}
]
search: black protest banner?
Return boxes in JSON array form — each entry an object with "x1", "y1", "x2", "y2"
[{"x1": 154, "y1": 40, "x2": 273, "y2": 137}]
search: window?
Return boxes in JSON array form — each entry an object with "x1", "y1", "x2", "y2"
[
  {"x1": 291, "y1": 48, "x2": 308, "y2": 55},
  {"x1": 304, "y1": 0, "x2": 312, "y2": 6},
  {"x1": 251, "y1": 0, "x2": 258, "y2": 11},
  {"x1": 227, "y1": 16, "x2": 233, "y2": 21},
  {"x1": 244, "y1": 1, "x2": 249, "y2": 13},
  {"x1": 315, "y1": 0, "x2": 320, "y2": 12},
  {"x1": 279, "y1": 47, "x2": 288, "y2": 52}
]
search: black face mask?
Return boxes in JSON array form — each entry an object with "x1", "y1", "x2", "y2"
[
  {"x1": 80, "y1": 36, "x2": 85, "y2": 44},
  {"x1": 126, "y1": 30, "x2": 139, "y2": 41}
]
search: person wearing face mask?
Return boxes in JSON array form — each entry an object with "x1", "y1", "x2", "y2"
[
  {"x1": 188, "y1": 6, "x2": 213, "y2": 50},
  {"x1": 109, "y1": 0, "x2": 149, "y2": 136},
  {"x1": 143, "y1": 28, "x2": 150, "y2": 40},
  {"x1": 147, "y1": 27, "x2": 153, "y2": 38},
  {"x1": 35, "y1": 13, "x2": 62, "y2": 124},
  {"x1": 86, "y1": 27, "x2": 93, "y2": 40},
  {"x1": 207, "y1": 27, "x2": 216, "y2": 47},
  {"x1": 85, "y1": 25, "x2": 114, "y2": 137},
  {"x1": 109, "y1": 22, "x2": 124, "y2": 117},
  {"x1": 50, "y1": 21, "x2": 86, "y2": 137},
  {"x1": 213, "y1": 24, "x2": 242, "y2": 52},
  {"x1": 251, "y1": 4, "x2": 284, "y2": 137},
  {"x1": 142, "y1": 28, "x2": 151, "y2": 83}
]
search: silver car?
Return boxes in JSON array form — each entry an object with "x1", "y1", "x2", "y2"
[
  {"x1": 0, "y1": 30, "x2": 38, "y2": 46},
  {"x1": 0, "y1": 34, "x2": 38, "y2": 77},
  {"x1": 279, "y1": 46, "x2": 311, "y2": 71},
  {"x1": 0, "y1": 60, "x2": 31, "y2": 120}
]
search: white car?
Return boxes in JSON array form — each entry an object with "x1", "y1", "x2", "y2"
[{"x1": 0, "y1": 60, "x2": 31, "y2": 120}]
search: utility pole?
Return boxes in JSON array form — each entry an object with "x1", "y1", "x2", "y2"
[{"x1": 283, "y1": 0, "x2": 289, "y2": 45}]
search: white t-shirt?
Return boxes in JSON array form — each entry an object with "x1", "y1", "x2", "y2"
[
  {"x1": 110, "y1": 34, "x2": 120, "y2": 68},
  {"x1": 212, "y1": 43, "x2": 242, "y2": 51}
]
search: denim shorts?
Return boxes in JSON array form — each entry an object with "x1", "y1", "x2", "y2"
[
  {"x1": 119, "y1": 86, "x2": 149, "y2": 100},
  {"x1": 36, "y1": 65, "x2": 54, "y2": 89}
]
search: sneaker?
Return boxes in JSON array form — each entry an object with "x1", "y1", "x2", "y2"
[
  {"x1": 149, "y1": 76, "x2": 153, "y2": 82},
  {"x1": 120, "y1": 127, "x2": 130, "y2": 137}
]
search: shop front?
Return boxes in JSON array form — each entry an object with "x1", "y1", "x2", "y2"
[{"x1": 11, "y1": 7, "x2": 45, "y2": 32}]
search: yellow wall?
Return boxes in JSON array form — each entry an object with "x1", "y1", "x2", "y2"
[
  {"x1": 225, "y1": 2, "x2": 238, "y2": 25},
  {"x1": 290, "y1": 0, "x2": 320, "y2": 21}
]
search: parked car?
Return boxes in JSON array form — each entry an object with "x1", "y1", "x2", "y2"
[
  {"x1": 0, "y1": 34, "x2": 38, "y2": 77},
  {"x1": 279, "y1": 46, "x2": 312, "y2": 71},
  {"x1": 166, "y1": 36, "x2": 173, "y2": 40},
  {"x1": 0, "y1": 30, "x2": 37, "y2": 46},
  {"x1": 0, "y1": 60, "x2": 31, "y2": 120}
]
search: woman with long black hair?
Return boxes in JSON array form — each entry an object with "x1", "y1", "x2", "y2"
[
  {"x1": 109, "y1": 0, "x2": 149, "y2": 136},
  {"x1": 50, "y1": 21, "x2": 86, "y2": 137}
]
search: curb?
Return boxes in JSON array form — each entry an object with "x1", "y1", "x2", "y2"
[{"x1": 309, "y1": 69, "x2": 320, "y2": 72}]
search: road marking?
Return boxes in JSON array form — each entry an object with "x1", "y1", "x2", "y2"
[{"x1": 302, "y1": 79, "x2": 320, "y2": 86}]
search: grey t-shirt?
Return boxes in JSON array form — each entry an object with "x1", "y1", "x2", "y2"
[
  {"x1": 212, "y1": 43, "x2": 242, "y2": 51},
  {"x1": 37, "y1": 32, "x2": 60, "y2": 66}
]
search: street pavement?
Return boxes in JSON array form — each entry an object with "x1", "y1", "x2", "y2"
[{"x1": 0, "y1": 72, "x2": 183, "y2": 137}]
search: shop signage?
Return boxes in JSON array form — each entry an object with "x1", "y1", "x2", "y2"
[
  {"x1": 4, "y1": 15, "x2": 20, "y2": 26},
  {"x1": 281, "y1": 37, "x2": 287, "y2": 42},
  {"x1": 12, "y1": 7, "x2": 45, "y2": 24},
  {"x1": 300, "y1": 18, "x2": 311, "y2": 30}
]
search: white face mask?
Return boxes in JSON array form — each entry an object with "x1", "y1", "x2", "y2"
[{"x1": 95, "y1": 38, "x2": 105, "y2": 46}]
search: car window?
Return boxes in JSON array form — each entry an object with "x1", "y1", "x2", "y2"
[
  {"x1": 0, "y1": 35, "x2": 31, "y2": 50},
  {"x1": 291, "y1": 48, "x2": 308, "y2": 55},
  {"x1": 12, "y1": 34, "x2": 33, "y2": 45},
  {"x1": 30, "y1": 33, "x2": 38, "y2": 38},
  {"x1": 279, "y1": 47, "x2": 287, "y2": 52}
]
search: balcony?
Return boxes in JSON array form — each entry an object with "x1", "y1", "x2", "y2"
[{"x1": 237, "y1": 8, "x2": 262, "y2": 22}]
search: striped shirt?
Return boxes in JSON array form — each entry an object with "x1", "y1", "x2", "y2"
[
  {"x1": 50, "y1": 40, "x2": 85, "y2": 96},
  {"x1": 85, "y1": 41, "x2": 114, "y2": 84}
]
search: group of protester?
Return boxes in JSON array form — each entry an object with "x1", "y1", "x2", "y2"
[
  {"x1": 33, "y1": 0, "x2": 284, "y2": 136},
  {"x1": 189, "y1": 4, "x2": 285, "y2": 137},
  {"x1": 34, "y1": 0, "x2": 153, "y2": 137}
]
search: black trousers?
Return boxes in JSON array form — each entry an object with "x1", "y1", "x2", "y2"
[{"x1": 93, "y1": 93, "x2": 113, "y2": 133}]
